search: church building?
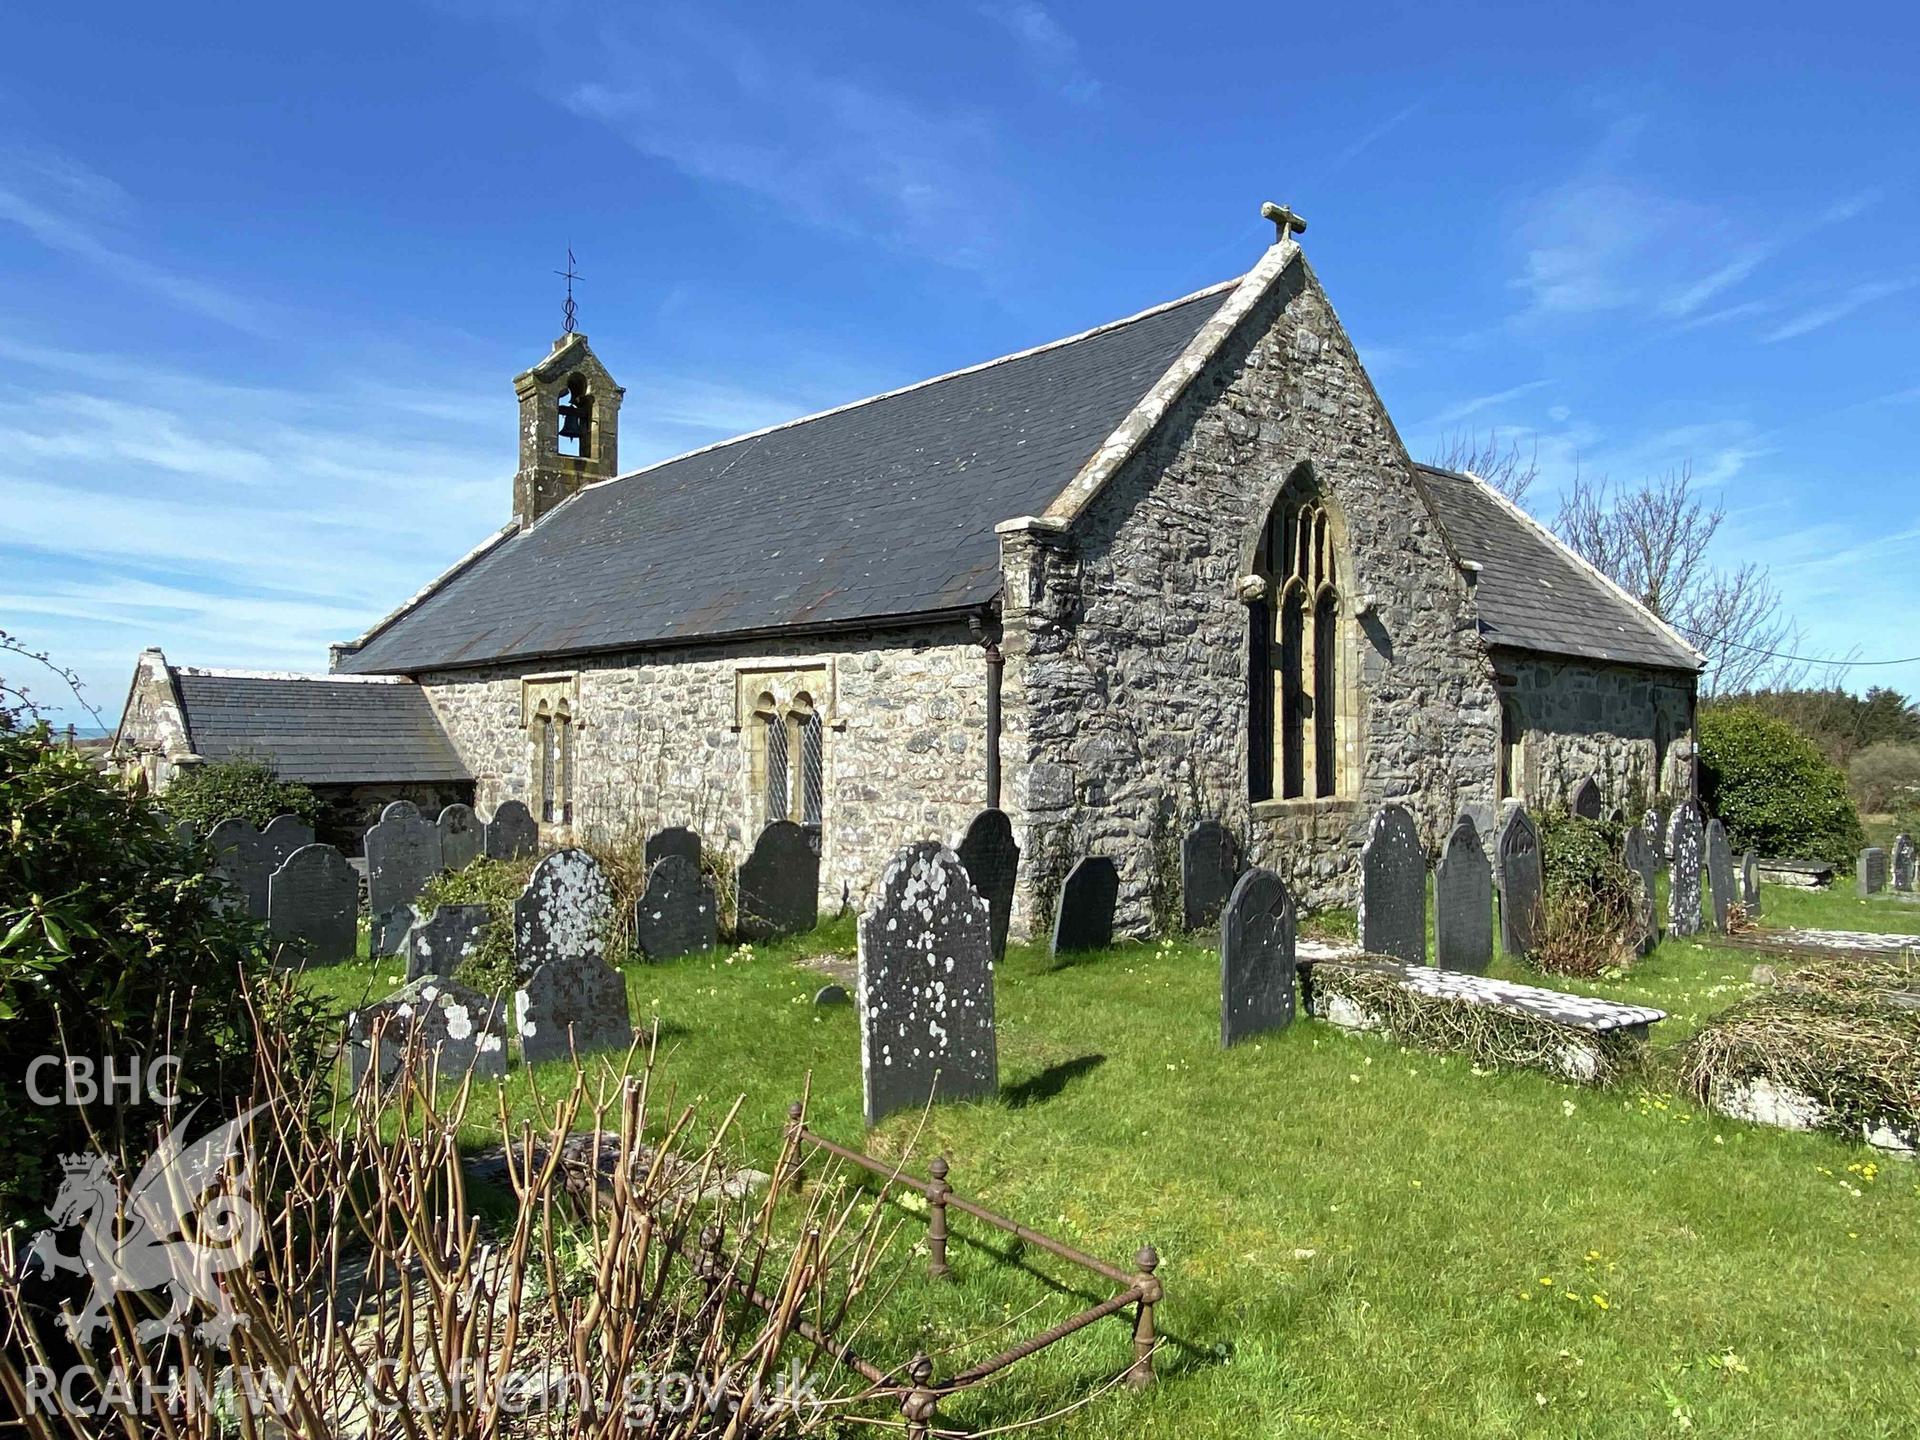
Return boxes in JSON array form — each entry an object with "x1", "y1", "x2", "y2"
[{"x1": 117, "y1": 206, "x2": 1701, "y2": 934}]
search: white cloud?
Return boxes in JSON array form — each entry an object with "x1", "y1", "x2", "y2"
[
  {"x1": 976, "y1": 2, "x2": 1101, "y2": 104},
  {"x1": 1421, "y1": 379, "x2": 1551, "y2": 431},
  {"x1": 1761, "y1": 277, "x2": 1917, "y2": 343}
]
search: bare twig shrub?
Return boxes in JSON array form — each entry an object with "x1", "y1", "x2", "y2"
[{"x1": 1531, "y1": 885, "x2": 1637, "y2": 979}]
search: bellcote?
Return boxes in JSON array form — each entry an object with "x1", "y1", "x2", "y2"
[{"x1": 512, "y1": 333, "x2": 625, "y2": 528}]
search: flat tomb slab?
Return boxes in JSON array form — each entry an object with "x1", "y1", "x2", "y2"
[
  {"x1": 1753, "y1": 859, "x2": 1834, "y2": 889},
  {"x1": 1712, "y1": 928, "x2": 1920, "y2": 958},
  {"x1": 1301, "y1": 956, "x2": 1666, "y2": 1033}
]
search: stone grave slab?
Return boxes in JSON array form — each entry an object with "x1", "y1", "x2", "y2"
[
  {"x1": 347, "y1": 977, "x2": 507, "y2": 1091},
  {"x1": 484, "y1": 800, "x2": 538, "y2": 860},
  {"x1": 259, "y1": 814, "x2": 315, "y2": 871},
  {"x1": 1741, "y1": 850, "x2": 1760, "y2": 916},
  {"x1": 1051, "y1": 856, "x2": 1118, "y2": 955},
  {"x1": 513, "y1": 848, "x2": 614, "y2": 977},
  {"x1": 1182, "y1": 818, "x2": 1243, "y2": 932},
  {"x1": 1858, "y1": 846, "x2": 1888, "y2": 898},
  {"x1": 1570, "y1": 776, "x2": 1603, "y2": 820},
  {"x1": 206, "y1": 818, "x2": 270, "y2": 919},
  {"x1": 956, "y1": 809, "x2": 1020, "y2": 963},
  {"x1": 735, "y1": 820, "x2": 819, "y2": 942},
  {"x1": 1496, "y1": 806, "x2": 1543, "y2": 961},
  {"x1": 1668, "y1": 803, "x2": 1705, "y2": 937},
  {"x1": 1359, "y1": 804, "x2": 1426, "y2": 966},
  {"x1": 438, "y1": 803, "x2": 483, "y2": 872},
  {"x1": 1643, "y1": 808, "x2": 1667, "y2": 868},
  {"x1": 1434, "y1": 812, "x2": 1493, "y2": 974},
  {"x1": 365, "y1": 804, "x2": 443, "y2": 955},
  {"x1": 406, "y1": 904, "x2": 492, "y2": 982},
  {"x1": 645, "y1": 825, "x2": 702, "y2": 871},
  {"x1": 631, "y1": 854, "x2": 717, "y2": 961},
  {"x1": 1219, "y1": 867, "x2": 1296, "y2": 1046},
  {"x1": 1705, "y1": 818, "x2": 1735, "y2": 932},
  {"x1": 1755, "y1": 858, "x2": 1833, "y2": 889},
  {"x1": 267, "y1": 843, "x2": 357, "y2": 966},
  {"x1": 512, "y1": 849, "x2": 629, "y2": 1064},
  {"x1": 1894, "y1": 834, "x2": 1916, "y2": 892},
  {"x1": 1622, "y1": 825, "x2": 1658, "y2": 954},
  {"x1": 858, "y1": 841, "x2": 996, "y2": 1126}
]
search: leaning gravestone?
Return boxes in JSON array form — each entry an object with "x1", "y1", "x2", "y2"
[
  {"x1": 632, "y1": 854, "x2": 717, "y2": 961},
  {"x1": 1705, "y1": 818, "x2": 1736, "y2": 932},
  {"x1": 1644, "y1": 807, "x2": 1667, "y2": 867},
  {"x1": 645, "y1": 825, "x2": 702, "y2": 871},
  {"x1": 438, "y1": 803, "x2": 483, "y2": 873},
  {"x1": 259, "y1": 813, "x2": 315, "y2": 871},
  {"x1": 1051, "y1": 856, "x2": 1119, "y2": 955},
  {"x1": 858, "y1": 842, "x2": 997, "y2": 1126},
  {"x1": 1622, "y1": 825, "x2": 1659, "y2": 954},
  {"x1": 735, "y1": 820, "x2": 819, "y2": 942},
  {"x1": 1668, "y1": 803, "x2": 1705, "y2": 936},
  {"x1": 347, "y1": 978, "x2": 507, "y2": 1091},
  {"x1": 1496, "y1": 806, "x2": 1543, "y2": 961},
  {"x1": 1358, "y1": 803, "x2": 1426, "y2": 966},
  {"x1": 406, "y1": 903, "x2": 492, "y2": 982},
  {"x1": 1893, "y1": 834, "x2": 1916, "y2": 892},
  {"x1": 1570, "y1": 777, "x2": 1603, "y2": 821},
  {"x1": 1219, "y1": 867, "x2": 1297, "y2": 1046},
  {"x1": 484, "y1": 800, "x2": 538, "y2": 861},
  {"x1": 956, "y1": 808, "x2": 1020, "y2": 964},
  {"x1": 267, "y1": 843, "x2": 357, "y2": 966},
  {"x1": 1182, "y1": 818, "x2": 1243, "y2": 932},
  {"x1": 207, "y1": 818, "x2": 270, "y2": 920},
  {"x1": 1741, "y1": 850, "x2": 1761, "y2": 916},
  {"x1": 1858, "y1": 846, "x2": 1888, "y2": 898},
  {"x1": 1434, "y1": 812, "x2": 1493, "y2": 974},
  {"x1": 366, "y1": 802, "x2": 444, "y2": 956},
  {"x1": 513, "y1": 848, "x2": 631, "y2": 1064}
]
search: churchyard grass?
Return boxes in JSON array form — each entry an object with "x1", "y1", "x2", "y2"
[{"x1": 300, "y1": 882, "x2": 1920, "y2": 1438}]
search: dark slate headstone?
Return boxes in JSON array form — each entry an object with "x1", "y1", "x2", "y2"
[
  {"x1": 1704, "y1": 818, "x2": 1736, "y2": 932},
  {"x1": 1858, "y1": 846, "x2": 1888, "y2": 898},
  {"x1": 1051, "y1": 856, "x2": 1118, "y2": 955},
  {"x1": 1570, "y1": 777, "x2": 1603, "y2": 821},
  {"x1": 857, "y1": 842, "x2": 996, "y2": 1126},
  {"x1": 365, "y1": 804, "x2": 443, "y2": 956},
  {"x1": 1644, "y1": 807, "x2": 1668, "y2": 867},
  {"x1": 1622, "y1": 825, "x2": 1659, "y2": 954},
  {"x1": 1667, "y1": 803, "x2": 1705, "y2": 936},
  {"x1": 259, "y1": 813, "x2": 315, "y2": 871},
  {"x1": 1893, "y1": 834, "x2": 1916, "y2": 892},
  {"x1": 206, "y1": 818, "x2": 270, "y2": 920},
  {"x1": 438, "y1": 803, "x2": 483, "y2": 873},
  {"x1": 956, "y1": 809, "x2": 1020, "y2": 963},
  {"x1": 1741, "y1": 849, "x2": 1761, "y2": 916},
  {"x1": 1219, "y1": 867, "x2": 1297, "y2": 1046},
  {"x1": 512, "y1": 849, "x2": 630, "y2": 1064},
  {"x1": 373, "y1": 904, "x2": 418, "y2": 961},
  {"x1": 813, "y1": 984, "x2": 850, "y2": 1007},
  {"x1": 735, "y1": 820, "x2": 819, "y2": 942},
  {"x1": 484, "y1": 800, "x2": 538, "y2": 861},
  {"x1": 1181, "y1": 818, "x2": 1243, "y2": 932},
  {"x1": 267, "y1": 843, "x2": 357, "y2": 966},
  {"x1": 173, "y1": 818, "x2": 198, "y2": 848},
  {"x1": 1496, "y1": 806, "x2": 1543, "y2": 961},
  {"x1": 645, "y1": 825, "x2": 702, "y2": 871},
  {"x1": 1433, "y1": 812, "x2": 1493, "y2": 975},
  {"x1": 632, "y1": 854, "x2": 717, "y2": 961},
  {"x1": 1358, "y1": 803, "x2": 1426, "y2": 966},
  {"x1": 406, "y1": 903, "x2": 492, "y2": 982},
  {"x1": 347, "y1": 977, "x2": 507, "y2": 1091}
]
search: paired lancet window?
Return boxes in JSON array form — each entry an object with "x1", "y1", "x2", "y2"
[
  {"x1": 529, "y1": 692, "x2": 574, "y2": 825},
  {"x1": 1249, "y1": 474, "x2": 1350, "y2": 803},
  {"x1": 754, "y1": 692, "x2": 824, "y2": 833}
]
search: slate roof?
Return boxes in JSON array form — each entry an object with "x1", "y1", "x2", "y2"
[
  {"x1": 1415, "y1": 465, "x2": 1701, "y2": 672},
  {"x1": 336, "y1": 284, "x2": 1236, "y2": 674},
  {"x1": 173, "y1": 670, "x2": 470, "y2": 784}
]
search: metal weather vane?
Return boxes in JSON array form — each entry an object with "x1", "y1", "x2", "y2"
[{"x1": 555, "y1": 247, "x2": 583, "y2": 334}]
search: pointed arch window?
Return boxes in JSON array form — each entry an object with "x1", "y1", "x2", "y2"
[
  {"x1": 1249, "y1": 474, "x2": 1351, "y2": 802},
  {"x1": 533, "y1": 696, "x2": 574, "y2": 824},
  {"x1": 1499, "y1": 699, "x2": 1525, "y2": 802}
]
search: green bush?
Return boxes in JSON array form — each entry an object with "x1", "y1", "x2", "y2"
[
  {"x1": 1534, "y1": 813, "x2": 1640, "y2": 976},
  {"x1": 1699, "y1": 706, "x2": 1864, "y2": 867},
  {"x1": 414, "y1": 854, "x2": 538, "y2": 995},
  {"x1": 1847, "y1": 741, "x2": 1920, "y2": 814},
  {"x1": 164, "y1": 756, "x2": 319, "y2": 831}
]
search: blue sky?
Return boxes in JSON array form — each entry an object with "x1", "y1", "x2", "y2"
[{"x1": 3, "y1": 0, "x2": 1916, "y2": 728}]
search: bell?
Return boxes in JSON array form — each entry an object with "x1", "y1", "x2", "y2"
[{"x1": 558, "y1": 403, "x2": 583, "y2": 441}]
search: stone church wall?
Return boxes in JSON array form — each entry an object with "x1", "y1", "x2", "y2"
[{"x1": 1498, "y1": 651, "x2": 1696, "y2": 814}]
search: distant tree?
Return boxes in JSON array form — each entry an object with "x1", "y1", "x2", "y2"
[
  {"x1": 1712, "y1": 685, "x2": 1920, "y2": 768},
  {"x1": 165, "y1": 757, "x2": 320, "y2": 830},
  {"x1": 1848, "y1": 742, "x2": 1920, "y2": 814},
  {"x1": 1428, "y1": 428, "x2": 1539, "y2": 504}
]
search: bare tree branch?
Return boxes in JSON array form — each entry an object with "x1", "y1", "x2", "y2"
[
  {"x1": 1428, "y1": 427, "x2": 1539, "y2": 504},
  {"x1": 0, "y1": 628, "x2": 106, "y2": 732}
]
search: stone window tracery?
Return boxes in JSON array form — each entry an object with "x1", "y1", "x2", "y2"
[{"x1": 523, "y1": 676, "x2": 577, "y2": 827}]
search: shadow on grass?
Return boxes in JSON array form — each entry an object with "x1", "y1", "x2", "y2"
[{"x1": 1002, "y1": 1053, "x2": 1106, "y2": 1109}]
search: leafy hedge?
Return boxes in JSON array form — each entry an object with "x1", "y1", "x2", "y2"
[
  {"x1": 1698, "y1": 706, "x2": 1863, "y2": 868},
  {"x1": 1533, "y1": 813, "x2": 1640, "y2": 976},
  {"x1": 413, "y1": 855, "x2": 538, "y2": 995},
  {"x1": 163, "y1": 756, "x2": 319, "y2": 831}
]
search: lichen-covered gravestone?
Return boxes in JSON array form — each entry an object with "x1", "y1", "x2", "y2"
[
  {"x1": 365, "y1": 801, "x2": 444, "y2": 956},
  {"x1": 1668, "y1": 803, "x2": 1706, "y2": 937},
  {"x1": 267, "y1": 843, "x2": 357, "y2": 966},
  {"x1": 645, "y1": 825, "x2": 702, "y2": 871},
  {"x1": 857, "y1": 842, "x2": 996, "y2": 1126},
  {"x1": 259, "y1": 813, "x2": 315, "y2": 871},
  {"x1": 632, "y1": 854, "x2": 716, "y2": 961},
  {"x1": 1181, "y1": 818, "x2": 1243, "y2": 932},
  {"x1": 1434, "y1": 812, "x2": 1492, "y2": 974},
  {"x1": 407, "y1": 904, "x2": 492, "y2": 981},
  {"x1": 1893, "y1": 834, "x2": 1916, "y2": 892},
  {"x1": 347, "y1": 977, "x2": 507, "y2": 1091},
  {"x1": 1644, "y1": 807, "x2": 1667, "y2": 868},
  {"x1": 513, "y1": 848, "x2": 631, "y2": 1064},
  {"x1": 207, "y1": 818, "x2": 270, "y2": 920},
  {"x1": 438, "y1": 803, "x2": 483, "y2": 872},
  {"x1": 957, "y1": 809, "x2": 1020, "y2": 963},
  {"x1": 1741, "y1": 850, "x2": 1761, "y2": 916},
  {"x1": 1622, "y1": 825, "x2": 1659, "y2": 954},
  {"x1": 1858, "y1": 846, "x2": 1888, "y2": 898},
  {"x1": 735, "y1": 820, "x2": 819, "y2": 942},
  {"x1": 1496, "y1": 806, "x2": 1543, "y2": 961},
  {"x1": 1570, "y1": 776, "x2": 1603, "y2": 821},
  {"x1": 484, "y1": 800, "x2": 538, "y2": 861},
  {"x1": 1359, "y1": 803, "x2": 1426, "y2": 965},
  {"x1": 1051, "y1": 856, "x2": 1119, "y2": 955},
  {"x1": 1219, "y1": 867, "x2": 1297, "y2": 1046},
  {"x1": 1704, "y1": 818, "x2": 1736, "y2": 932}
]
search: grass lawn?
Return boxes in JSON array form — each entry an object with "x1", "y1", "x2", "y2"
[{"x1": 304, "y1": 883, "x2": 1920, "y2": 1438}]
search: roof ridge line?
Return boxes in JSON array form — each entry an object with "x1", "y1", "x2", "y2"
[
  {"x1": 176, "y1": 666, "x2": 417, "y2": 684},
  {"x1": 333, "y1": 523, "x2": 519, "y2": 663}
]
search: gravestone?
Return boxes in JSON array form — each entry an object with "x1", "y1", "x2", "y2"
[
  {"x1": 438, "y1": 803, "x2": 483, "y2": 873},
  {"x1": 513, "y1": 849, "x2": 630, "y2": 1064},
  {"x1": 1644, "y1": 807, "x2": 1667, "y2": 867},
  {"x1": 207, "y1": 818, "x2": 270, "y2": 920},
  {"x1": 735, "y1": 820, "x2": 820, "y2": 942},
  {"x1": 484, "y1": 800, "x2": 538, "y2": 861},
  {"x1": 267, "y1": 843, "x2": 357, "y2": 966},
  {"x1": 1496, "y1": 806, "x2": 1543, "y2": 961},
  {"x1": 1705, "y1": 818, "x2": 1736, "y2": 932},
  {"x1": 365, "y1": 803, "x2": 443, "y2": 956},
  {"x1": 857, "y1": 842, "x2": 996, "y2": 1126},
  {"x1": 1570, "y1": 777, "x2": 1603, "y2": 821},
  {"x1": 1358, "y1": 803, "x2": 1426, "y2": 965},
  {"x1": 1181, "y1": 818, "x2": 1243, "y2": 932},
  {"x1": 259, "y1": 813, "x2": 315, "y2": 871},
  {"x1": 1667, "y1": 803, "x2": 1705, "y2": 936},
  {"x1": 347, "y1": 978, "x2": 507, "y2": 1090},
  {"x1": 173, "y1": 819, "x2": 198, "y2": 848},
  {"x1": 1051, "y1": 856, "x2": 1119, "y2": 955},
  {"x1": 1433, "y1": 812, "x2": 1493, "y2": 975},
  {"x1": 1894, "y1": 834, "x2": 1916, "y2": 892},
  {"x1": 1741, "y1": 850, "x2": 1761, "y2": 916},
  {"x1": 1219, "y1": 867, "x2": 1297, "y2": 1046},
  {"x1": 814, "y1": 984, "x2": 850, "y2": 1007},
  {"x1": 1622, "y1": 825, "x2": 1659, "y2": 954},
  {"x1": 632, "y1": 854, "x2": 717, "y2": 961},
  {"x1": 406, "y1": 904, "x2": 492, "y2": 982},
  {"x1": 1857, "y1": 846, "x2": 1888, "y2": 898},
  {"x1": 645, "y1": 825, "x2": 702, "y2": 871},
  {"x1": 956, "y1": 809, "x2": 1020, "y2": 964}
]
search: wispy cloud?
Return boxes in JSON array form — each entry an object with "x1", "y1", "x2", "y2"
[
  {"x1": 976, "y1": 2, "x2": 1100, "y2": 104},
  {"x1": 1761, "y1": 276, "x2": 1917, "y2": 343},
  {"x1": 1325, "y1": 99, "x2": 1426, "y2": 171},
  {"x1": 1421, "y1": 379, "x2": 1551, "y2": 431}
]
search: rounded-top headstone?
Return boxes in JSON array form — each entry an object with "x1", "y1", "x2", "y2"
[
  {"x1": 207, "y1": 817, "x2": 270, "y2": 919},
  {"x1": 736, "y1": 820, "x2": 820, "y2": 942},
  {"x1": 513, "y1": 848, "x2": 615, "y2": 978},
  {"x1": 956, "y1": 808, "x2": 1020, "y2": 963},
  {"x1": 438, "y1": 803, "x2": 483, "y2": 872},
  {"x1": 380, "y1": 799, "x2": 423, "y2": 823},
  {"x1": 1667, "y1": 802, "x2": 1706, "y2": 936},
  {"x1": 260, "y1": 813, "x2": 316, "y2": 870},
  {"x1": 1358, "y1": 803, "x2": 1426, "y2": 966},
  {"x1": 1182, "y1": 818, "x2": 1244, "y2": 932},
  {"x1": 1496, "y1": 805, "x2": 1543, "y2": 960},
  {"x1": 485, "y1": 799, "x2": 539, "y2": 860},
  {"x1": 632, "y1": 853, "x2": 717, "y2": 961},
  {"x1": 1219, "y1": 867, "x2": 1297, "y2": 1046},
  {"x1": 1434, "y1": 812, "x2": 1493, "y2": 974},
  {"x1": 268, "y1": 842, "x2": 357, "y2": 967},
  {"x1": 645, "y1": 825, "x2": 702, "y2": 871}
]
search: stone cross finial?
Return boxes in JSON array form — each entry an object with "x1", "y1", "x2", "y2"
[{"x1": 1261, "y1": 201, "x2": 1307, "y2": 243}]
